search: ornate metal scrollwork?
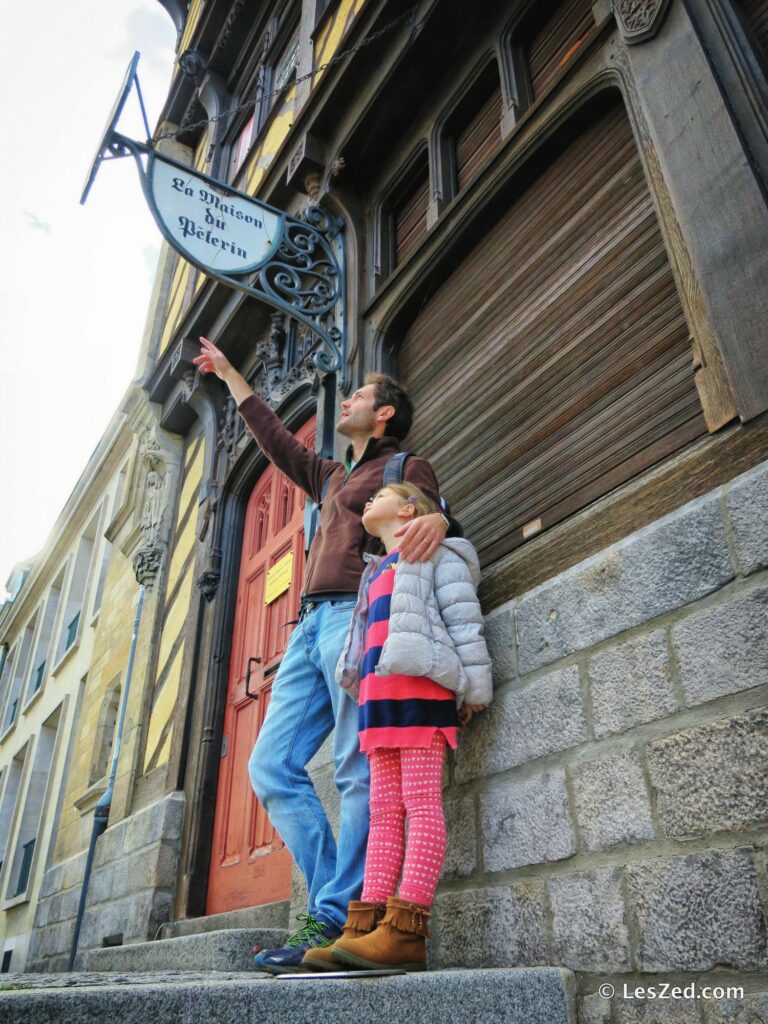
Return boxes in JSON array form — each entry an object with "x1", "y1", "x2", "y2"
[
  {"x1": 614, "y1": 0, "x2": 673, "y2": 44},
  {"x1": 95, "y1": 129, "x2": 348, "y2": 389},
  {"x1": 253, "y1": 205, "x2": 345, "y2": 379}
]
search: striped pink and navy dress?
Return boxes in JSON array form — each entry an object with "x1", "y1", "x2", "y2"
[{"x1": 358, "y1": 550, "x2": 460, "y2": 754}]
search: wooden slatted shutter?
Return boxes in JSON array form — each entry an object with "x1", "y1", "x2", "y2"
[
  {"x1": 393, "y1": 158, "x2": 430, "y2": 267},
  {"x1": 523, "y1": 0, "x2": 595, "y2": 100},
  {"x1": 739, "y1": 0, "x2": 768, "y2": 57},
  {"x1": 398, "y1": 103, "x2": 706, "y2": 568},
  {"x1": 455, "y1": 81, "x2": 503, "y2": 191}
]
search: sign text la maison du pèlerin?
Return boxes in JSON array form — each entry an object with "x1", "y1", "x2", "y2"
[
  {"x1": 80, "y1": 51, "x2": 347, "y2": 384},
  {"x1": 149, "y1": 157, "x2": 281, "y2": 275}
]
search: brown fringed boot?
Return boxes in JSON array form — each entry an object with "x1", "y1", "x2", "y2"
[
  {"x1": 331, "y1": 895, "x2": 430, "y2": 971},
  {"x1": 301, "y1": 901, "x2": 385, "y2": 972}
]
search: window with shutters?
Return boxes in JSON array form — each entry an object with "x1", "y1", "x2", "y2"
[
  {"x1": 0, "y1": 646, "x2": 15, "y2": 729},
  {"x1": 54, "y1": 507, "x2": 101, "y2": 667},
  {"x1": 24, "y1": 566, "x2": 65, "y2": 707},
  {"x1": 3, "y1": 614, "x2": 38, "y2": 736},
  {"x1": 0, "y1": 745, "x2": 27, "y2": 883},
  {"x1": 229, "y1": 113, "x2": 256, "y2": 181},
  {"x1": 226, "y1": 7, "x2": 300, "y2": 184},
  {"x1": 398, "y1": 99, "x2": 706, "y2": 569},
  {"x1": 447, "y1": 63, "x2": 503, "y2": 195},
  {"x1": 392, "y1": 158, "x2": 430, "y2": 268},
  {"x1": 516, "y1": 0, "x2": 595, "y2": 102},
  {"x1": 5, "y1": 707, "x2": 61, "y2": 901},
  {"x1": 375, "y1": 149, "x2": 431, "y2": 283}
]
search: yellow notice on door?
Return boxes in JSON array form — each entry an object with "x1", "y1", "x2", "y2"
[{"x1": 265, "y1": 551, "x2": 294, "y2": 604}]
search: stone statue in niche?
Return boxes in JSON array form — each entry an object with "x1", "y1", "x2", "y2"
[
  {"x1": 132, "y1": 430, "x2": 171, "y2": 588},
  {"x1": 140, "y1": 468, "x2": 165, "y2": 545}
]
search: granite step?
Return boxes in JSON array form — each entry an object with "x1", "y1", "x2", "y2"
[
  {"x1": 0, "y1": 967, "x2": 577, "y2": 1024},
  {"x1": 79, "y1": 928, "x2": 288, "y2": 972},
  {"x1": 159, "y1": 900, "x2": 290, "y2": 939}
]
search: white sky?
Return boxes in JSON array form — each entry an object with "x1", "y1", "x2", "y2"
[{"x1": 0, "y1": 2, "x2": 178, "y2": 599}]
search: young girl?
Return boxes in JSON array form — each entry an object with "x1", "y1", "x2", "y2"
[{"x1": 303, "y1": 483, "x2": 492, "y2": 973}]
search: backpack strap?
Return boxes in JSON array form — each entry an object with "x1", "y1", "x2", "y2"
[
  {"x1": 383, "y1": 451, "x2": 411, "y2": 487},
  {"x1": 304, "y1": 470, "x2": 335, "y2": 555},
  {"x1": 319, "y1": 472, "x2": 333, "y2": 505}
]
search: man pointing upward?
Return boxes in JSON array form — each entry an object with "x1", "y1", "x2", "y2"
[{"x1": 194, "y1": 336, "x2": 453, "y2": 972}]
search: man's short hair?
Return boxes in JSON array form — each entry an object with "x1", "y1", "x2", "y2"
[{"x1": 365, "y1": 372, "x2": 413, "y2": 442}]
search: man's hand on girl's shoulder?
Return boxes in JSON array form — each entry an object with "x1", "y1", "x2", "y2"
[{"x1": 395, "y1": 512, "x2": 447, "y2": 562}]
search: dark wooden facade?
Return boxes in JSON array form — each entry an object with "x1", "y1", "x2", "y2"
[{"x1": 140, "y1": 0, "x2": 768, "y2": 922}]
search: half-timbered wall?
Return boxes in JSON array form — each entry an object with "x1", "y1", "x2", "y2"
[{"x1": 141, "y1": 434, "x2": 204, "y2": 773}]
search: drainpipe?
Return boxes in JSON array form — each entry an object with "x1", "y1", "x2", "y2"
[{"x1": 68, "y1": 585, "x2": 145, "y2": 971}]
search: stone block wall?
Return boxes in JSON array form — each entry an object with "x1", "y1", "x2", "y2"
[
  {"x1": 27, "y1": 792, "x2": 184, "y2": 971},
  {"x1": 303, "y1": 460, "x2": 768, "y2": 1018}
]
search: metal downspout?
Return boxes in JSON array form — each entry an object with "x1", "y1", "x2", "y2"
[{"x1": 68, "y1": 584, "x2": 146, "y2": 971}]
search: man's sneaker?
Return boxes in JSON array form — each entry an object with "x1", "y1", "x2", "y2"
[{"x1": 253, "y1": 914, "x2": 342, "y2": 974}]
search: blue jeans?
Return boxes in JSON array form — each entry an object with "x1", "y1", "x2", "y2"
[{"x1": 248, "y1": 599, "x2": 369, "y2": 931}]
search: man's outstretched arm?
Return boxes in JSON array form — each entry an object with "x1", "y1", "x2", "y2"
[{"x1": 194, "y1": 336, "x2": 338, "y2": 503}]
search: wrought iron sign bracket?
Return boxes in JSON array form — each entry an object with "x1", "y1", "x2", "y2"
[{"x1": 81, "y1": 54, "x2": 348, "y2": 391}]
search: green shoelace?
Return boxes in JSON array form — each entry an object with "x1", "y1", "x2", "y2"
[{"x1": 285, "y1": 914, "x2": 334, "y2": 949}]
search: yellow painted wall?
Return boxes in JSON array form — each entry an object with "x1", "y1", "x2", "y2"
[
  {"x1": 156, "y1": 0, "x2": 368, "y2": 359},
  {"x1": 141, "y1": 436, "x2": 204, "y2": 773},
  {"x1": 242, "y1": 85, "x2": 297, "y2": 194},
  {"x1": 179, "y1": 0, "x2": 206, "y2": 55},
  {"x1": 312, "y1": 0, "x2": 368, "y2": 87},
  {"x1": 239, "y1": 2, "x2": 367, "y2": 195}
]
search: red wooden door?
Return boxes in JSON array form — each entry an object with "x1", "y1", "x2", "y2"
[{"x1": 206, "y1": 417, "x2": 315, "y2": 914}]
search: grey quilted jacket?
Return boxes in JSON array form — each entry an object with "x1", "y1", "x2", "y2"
[{"x1": 335, "y1": 538, "x2": 493, "y2": 707}]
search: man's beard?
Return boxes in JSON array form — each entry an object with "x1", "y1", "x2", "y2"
[{"x1": 336, "y1": 411, "x2": 376, "y2": 437}]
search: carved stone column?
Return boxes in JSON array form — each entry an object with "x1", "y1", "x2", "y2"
[
  {"x1": 612, "y1": 0, "x2": 768, "y2": 422},
  {"x1": 104, "y1": 412, "x2": 184, "y2": 821}
]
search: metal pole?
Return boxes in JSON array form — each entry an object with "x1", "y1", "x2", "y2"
[{"x1": 68, "y1": 584, "x2": 145, "y2": 971}]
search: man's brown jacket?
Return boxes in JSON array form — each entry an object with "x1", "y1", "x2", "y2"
[{"x1": 237, "y1": 394, "x2": 445, "y2": 596}]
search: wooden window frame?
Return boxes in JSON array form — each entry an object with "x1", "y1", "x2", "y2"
[
  {"x1": 504, "y1": 0, "x2": 597, "y2": 117},
  {"x1": 373, "y1": 144, "x2": 431, "y2": 287},
  {"x1": 431, "y1": 54, "x2": 505, "y2": 221},
  {"x1": 499, "y1": 10, "x2": 535, "y2": 135},
  {"x1": 224, "y1": 3, "x2": 300, "y2": 185}
]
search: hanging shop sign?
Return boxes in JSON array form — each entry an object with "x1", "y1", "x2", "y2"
[
  {"x1": 80, "y1": 52, "x2": 346, "y2": 386},
  {"x1": 150, "y1": 158, "x2": 281, "y2": 275}
]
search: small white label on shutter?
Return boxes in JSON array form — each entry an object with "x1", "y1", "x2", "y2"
[{"x1": 522, "y1": 518, "x2": 542, "y2": 539}]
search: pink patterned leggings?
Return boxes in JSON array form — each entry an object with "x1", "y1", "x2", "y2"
[{"x1": 361, "y1": 731, "x2": 447, "y2": 908}]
